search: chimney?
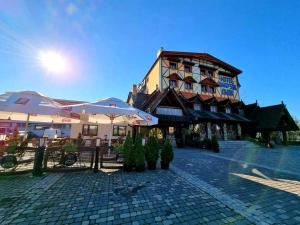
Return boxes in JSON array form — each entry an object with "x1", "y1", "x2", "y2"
[
  {"x1": 132, "y1": 84, "x2": 137, "y2": 96},
  {"x1": 157, "y1": 47, "x2": 164, "y2": 58}
]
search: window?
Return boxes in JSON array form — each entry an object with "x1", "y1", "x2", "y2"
[
  {"x1": 208, "y1": 86, "x2": 215, "y2": 94},
  {"x1": 82, "y1": 125, "x2": 98, "y2": 136},
  {"x1": 210, "y1": 105, "x2": 217, "y2": 112},
  {"x1": 194, "y1": 104, "x2": 201, "y2": 111},
  {"x1": 113, "y1": 125, "x2": 127, "y2": 136},
  {"x1": 225, "y1": 107, "x2": 231, "y2": 114},
  {"x1": 34, "y1": 125, "x2": 50, "y2": 130},
  {"x1": 201, "y1": 85, "x2": 207, "y2": 92},
  {"x1": 200, "y1": 69, "x2": 206, "y2": 76},
  {"x1": 184, "y1": 65, "x2": 191, "y2": 73},
  {"x1": 168, "y1": 127, "x2": 175, "y2": 135},
  {"x1": 185, "y1": 82, "x2": 192, "y2": 90},
  {"x1": 208, "y1": 71, "x2": 214, "y2": 77},
  {"x1": 169, "y1": 62, "x2": 177, "y2": 70},
  {"x1": 169, "y1": 80, "x2": 177, "y2": 88}
]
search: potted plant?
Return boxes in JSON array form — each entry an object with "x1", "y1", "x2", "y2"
[
  {"x1": 145, "y1": 136, "x2": 159, "y2": 170},
  {"x1": 134, "y1": 134, "x2": 145, "y2": 172},
  {"x1": 63, "y1": 140, "x2": 78, "y2": 166},
  {"x1": 211, "y1": 136, "x2": 219, "y2": 153},
  {"x1": 160, "y1": 139, "x2": 174, "y2": 169},
  {"x1": 1, "y1": 141, "x2": 18, "y2": 169},
  {"x1": 203, "y1": 138, "x2": 212, "y2": 150},
  {"x1": 123, "y1": 135, "x2": 134, "y2": 172}
]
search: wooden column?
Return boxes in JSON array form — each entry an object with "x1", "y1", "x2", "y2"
[
  {"x1": 237, "y1": 123, "x2": 242, "y2": 138},
  {"x1": 207, "y1": 122, "x2": 212, "y2": 139},
  {"x1": 282, "y1": 131, "x2": 288, "y2": 145},
  {"x1": 223, "y1": 123, "x2": 228, "y2": 140}
]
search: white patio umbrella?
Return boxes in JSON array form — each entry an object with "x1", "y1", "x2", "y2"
[
  {"x1": 66, "y1": 97, "x2": 158, "y2": 154},
  {"x1": 0, "y1": 91, "x2": 79, "y2": 138}
]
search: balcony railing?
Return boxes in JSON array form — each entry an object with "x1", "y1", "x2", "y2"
[{"x1": 156, "y1": 106, "x2": 183, "y2": 116}]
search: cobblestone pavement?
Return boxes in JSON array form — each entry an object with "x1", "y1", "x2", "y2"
[
  {"x1": 217, "y1": 141, "x2": 300, "y2": 174},
  {"x1": 0, "y1": 170, "x2": 253, "y2": 225},
  {"x1": 172, "y1": 146, "x2": 300, "y2": 225}
]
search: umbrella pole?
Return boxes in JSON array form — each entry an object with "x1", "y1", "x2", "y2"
[
  {"x1": 108, "y1": 117, "x2": 114, "y2": 157},
  {"x1": 24, "y1": 113, "x2": 30, "y2": 141}
]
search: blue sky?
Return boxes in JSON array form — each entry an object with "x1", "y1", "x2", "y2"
[{"x1": 0, "y1": 0, "x2": 299, "y2": 118}]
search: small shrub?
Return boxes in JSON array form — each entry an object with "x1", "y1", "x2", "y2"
[
  {"x1": 114, "y1": 143, "x2": 124, "y2": 154},
  {"x1": 145, "y1": 136, "x2": 159, "y2": 170},
  {"x1": 123, "y1": 135, "x2": 134, "y2": 171},
  {"x1": 63, "y1": 140, "x2": 78, "y2": 153},
  {"x1": 6, "y1": 141, "x2": 18, "y2": 155},
  {"x1": 134, "y1": 134, "x2": 145, "y2": 172},
  {"x1": 203, "y1": 138, "x2": 212, "y2": 150},
  {"x1": 160, "y1": 139, "x2": 174, "y2": 169},
  {"x1": 211, "y1": 137, "x2": 219, "y2": 153}
]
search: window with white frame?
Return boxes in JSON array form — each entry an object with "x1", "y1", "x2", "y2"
[
  {"x1": 169, "y1": 62, "x2": 177, "y2": 70},
  {"x1": 169, "y1": 80, "x2": 177, "y2": 88},
  {"x1": 210, "y1": 105, "x2": 217, "y2": 112},
  {"x1": 185, "y1": 82, "x2": 192, "y2": 90},
  {"x1": 184, "y1": 65, "x2": 192, "y2": 73},
  {"x1": 225, "y1": 107, "x2": 231, "y2": 114},
  {"x1": 194, "y1": 104, "x2": 201, "y2": 111}
]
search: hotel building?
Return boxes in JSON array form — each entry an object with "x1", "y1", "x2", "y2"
[{"x1": 127, "y1": 49, "x2": 298, "y2": 144}]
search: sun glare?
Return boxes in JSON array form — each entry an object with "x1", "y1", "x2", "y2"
[{"x1": 38, "y1": 50, "x2": 70, "y2": 74}]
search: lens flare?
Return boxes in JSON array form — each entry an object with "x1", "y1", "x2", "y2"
[{"x1": 38, "y1": 50, "x2": 70, "y2": 74}]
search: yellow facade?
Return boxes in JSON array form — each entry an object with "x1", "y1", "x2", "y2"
[
  {"x1": 140, "y1": 54, "x2": 240, "y2": 101},
  {"x1": 138, "y1": 59, "x2": 161, "y2": 94}
]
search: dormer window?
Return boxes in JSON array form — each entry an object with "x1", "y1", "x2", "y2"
[
  {"x1": 169, "y1": 62, "x2": 177, "y2": 70},
  {"x1": 225, "y1": 107, "x2": 231, "y2": 114},
  {"x1": 185, "y1": 82, "x2": 193, "y2": 90},
  {"x1": 169, "y1": 80, "x2": 177, "y2": 88},
  {"x1": 184, "y1": 65, "x2": 192, "y2": 73},
  {"x1": 194, "y1": 104, "x2": 201, "y2": 111},
  {"x1": 210, "y1": 105, "x2": 217, "y2": 112}
]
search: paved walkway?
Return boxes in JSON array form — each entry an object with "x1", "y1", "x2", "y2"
[
  {"x1": 0, "y1": 142, "x2": 299, "y2": 225},
  {"x1": 218, "y1": 141, "x2": 300, "y2": 174},
  {"x1": 0, "y1": 170, "x2": 252, "y2": 225},
  {"x1": 172, "y1": 145, "x2": 300, "y2": 225}
]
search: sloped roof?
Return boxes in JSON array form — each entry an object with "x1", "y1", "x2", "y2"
[
  {"x1": 200, "y1": 78, "x2": 220, "y2": 87},
  {"x1": 167, "y1": 73, "x2": 182, "y2": 80},
  {"x1": 183, "y1": 76, "x2": 197, "y2": 83},
  {"x1": 250, "y1": 104, "x2": 299, "y2": 131},
  {"x1": 160, "y1": 50, "x2": 242, "y2": 75}
]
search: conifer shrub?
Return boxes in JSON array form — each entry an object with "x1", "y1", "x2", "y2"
[
  {"x1": 203, "y1": 138, "x2": 212, "y2": 150},
  {"x1": 211, "y1": 136, "x2": 220, "y2": 153},
  {"x1": 145, "y1": 136, "x2": 159, "y2": 170},
  {"x1": 123, "y1": 135, "x2": 134, "y2": 171},
  {"x1": 134, "y1": 134, "x2": 145, "y2": 172},
  {"x1": 160, "y1": 139, "x2": 174, "y2": 169}
]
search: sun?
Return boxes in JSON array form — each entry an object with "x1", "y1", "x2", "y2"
[{"x1": 38, "y1": 50, "x2": 70, "y2": 74}]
